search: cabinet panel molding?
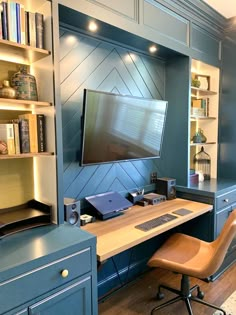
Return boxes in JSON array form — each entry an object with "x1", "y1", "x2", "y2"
[
  {"x1": 191, "y1": 23, "x2": 221, "y2": 63},
  {"x1": 86, "y1": 0, "x2": 139, "y2": 22},
  {"x1": 143, "y1": 0, "x2": 189, "y2": 47}
]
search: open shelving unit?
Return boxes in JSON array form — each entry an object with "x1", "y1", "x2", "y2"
[
  {"x1": 0, "y1": 0, "x2": 57, "y2": 226},
  {"x1": 190, "y1": 59, "x2": 220, "y2": 180}
]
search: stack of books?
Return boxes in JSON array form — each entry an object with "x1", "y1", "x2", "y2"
[
  {"x1": 0, "y1": 0, "x2": 44, "y2": 49},
  {"x1": 0, "y1": 113, "x2": 46, "y2": 155}
]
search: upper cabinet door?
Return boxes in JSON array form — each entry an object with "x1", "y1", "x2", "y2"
[
  {"x1": 191, "y1": 23, "x2": 222, "y2": 66},
  {"x1": 143, "y1": 0, "x2": 189, "y2": 47},
  {"x1": 87, "y1": 0, "x2": 139, "y2": 21}
]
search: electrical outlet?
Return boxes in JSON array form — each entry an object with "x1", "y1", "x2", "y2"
[{"x1": 150, "y1": 172, "x2": 157, "y2": 183}]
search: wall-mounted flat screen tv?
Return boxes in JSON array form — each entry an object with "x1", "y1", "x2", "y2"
[{"x1": 81, "y1": 89, "x2": 168, "y2": 165}]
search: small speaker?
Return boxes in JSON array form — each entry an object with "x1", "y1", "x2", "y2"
[
  {"x1": 156, "y1": 177, "x2": 176, "y2": 200},
  {"x1": 64, "y1": 198, "x2": 80, "y2": 226}
]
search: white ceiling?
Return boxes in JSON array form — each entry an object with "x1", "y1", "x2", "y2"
[{"x1": 203, "y1": 0, "x2": 236, "y2": 18}]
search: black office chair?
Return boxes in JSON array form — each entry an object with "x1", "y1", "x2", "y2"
[{"x1": 147, "y1": 209, "x2": 236, "y2": 315}]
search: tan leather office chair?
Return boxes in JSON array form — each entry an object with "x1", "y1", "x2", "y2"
[{"x1": 148, "y1": 209, "x2": 236, "y2": 315}]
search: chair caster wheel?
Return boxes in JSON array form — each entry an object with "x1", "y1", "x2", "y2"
[
  {"x1": 156, "y1": 292, "x2": 164, "y2": 300},
  {"x1": 197, "y1": 290, "x2": 204, "y2": 299}
]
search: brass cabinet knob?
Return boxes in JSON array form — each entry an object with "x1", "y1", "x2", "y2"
[{"x1": 61, "y1": 269, "x2": 69, "y2": 278}]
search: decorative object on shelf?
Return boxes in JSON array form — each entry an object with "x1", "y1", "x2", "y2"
[
  {"x1": 11, "y1": 66, "x2": 38, "y2": 101},
  {"x1": 192, "y1": 128, "x2": 207, "y2": 143},
  {"x1": 196, "y1": 74, "x2": 210, "y2": 90},
  {"x1": 191, "y1": 78, "x2": 201, "y2": 88},
  {"x1": 0, "y1": 140, "x2": 8, "y2": 154},
  {"x1": 0, "y1": 80, "x2": 16, "y2": 99},
  {"x1": 193, "y1": 146, "x2": 211, "y2": 180}
]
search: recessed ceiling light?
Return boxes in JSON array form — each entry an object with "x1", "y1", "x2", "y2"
[
  {"x1": 149, "y1": 45, "x2": 157, "y2": 53},
  {"x1": 88, "y1": 21, "x2": 98, "y2": 32}
]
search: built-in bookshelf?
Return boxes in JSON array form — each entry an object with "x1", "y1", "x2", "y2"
[
  {"x1": 190, "y1": 59, "x2": 220, "y2": 181},
  {"x1": 0, "y1": 0, "x2": 57, "y2": 225}
]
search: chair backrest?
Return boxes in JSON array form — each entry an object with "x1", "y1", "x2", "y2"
[{"x1": 206, "y1": 209, "x2": 236, "y2": 277}]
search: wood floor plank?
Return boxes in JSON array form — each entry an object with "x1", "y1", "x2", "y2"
[{"x1": 99, "y1": 263, "x2": 236, "y2": 314}]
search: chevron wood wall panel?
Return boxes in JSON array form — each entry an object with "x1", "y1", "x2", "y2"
[{"x1": 60, "y1": 27, "x2": 166, "y2": 202}]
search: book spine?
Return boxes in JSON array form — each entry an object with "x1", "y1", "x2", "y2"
[
  {"x1": 19, "y1": 119, "x2": 30, "y2": 153},
  {"x1": 37, "y1": 114, "x2": 45, "y2": 152},
  {"x1": 16, "y1": 2, "x2": 21, "y2": 43},
  {"x1": 20, "y1": 3, "x2": 25, "y2": 45},
  {"x1": 8, "y1": 1, "x2": 17, "y2": 43},
  {"x1": 2, "y1": 1, "x2": 9, "y2": 40},
  {"x1": 35, "y1": 12, "x2": 44, "y2": 49},
  {"x1": 25, "y1": 10, "x2": 29, "y2": 45},
  {"x1": 0, "y1": 123, "x2": 15, "y2": 155},
  {"x1": 28, "y1": 11, "x2": 36, "y2": 47},
  {"x1": 19, "y1": 114, "x2": 38, "y2": 153},
  {"x1": 13, "y1": 122, "x2": 20, "y2": 154},
  {"x1": 0, "y1": 3, "x2": 3, "y2": 39}
]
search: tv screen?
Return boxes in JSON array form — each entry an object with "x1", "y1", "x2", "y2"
[{"x1": 81, "y1": 89, "x2": 168, "y2": 165}]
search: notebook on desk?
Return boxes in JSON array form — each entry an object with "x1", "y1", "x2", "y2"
[{"x1": 85, "y1": 191, "x2": 133, "y2": 220}]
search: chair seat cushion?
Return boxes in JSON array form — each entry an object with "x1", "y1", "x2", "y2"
[{"x1": 148, "y1": 233, "x2": 215, "y2": 279}]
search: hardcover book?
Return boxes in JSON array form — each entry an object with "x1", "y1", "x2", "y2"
[
  {"x1": 0, "y1": 3, "x2": 3, "y2": 39},
  {"x1": 28, "y1": 11, "x2": 36, "y2": 47},
  {"x1": 35, "y1": 12, "x2": 44, "y2": 49},
  {"x1": 1, "y1": 1, "x2": 9, "y2": 40},
  {"x1": 7, "y1": 0, "x2": 17, "y2": 42},
  {"x1": 16, "y1": 2, "x2": 21, "y2": 43},
  {"x1": 13, "y1": 121, "x2": 20, "y2": 154},
  {"x1": 19, "y1": 119, "x2": 30, "y2": 153},
  {"x1": 20, "y1": 3, "x2": 25, "y2": 45},
  {"x1": 37, "y1": 114, "x2": 46, "y2": 152},
  {"x1": 19, "y1": 113, "x2": 37, "y2": 153},
  {"x1": 0, "y1": 123, "x2": 15, "y2": 155}
]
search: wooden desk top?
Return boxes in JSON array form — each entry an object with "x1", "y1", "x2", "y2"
[{"x1": 82, "y1": 198, "x2": 213, "y2": 262}]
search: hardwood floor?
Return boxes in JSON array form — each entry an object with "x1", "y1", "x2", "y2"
[{"x1": 98, "y1": 263, "x2": 236, "y2": 315}]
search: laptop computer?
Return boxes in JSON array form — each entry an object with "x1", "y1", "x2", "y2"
[{"x1": 85, "y1": 191, "x2": 133, "y2": 220}]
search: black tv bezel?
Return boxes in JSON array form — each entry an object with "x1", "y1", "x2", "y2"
[{"x1": 80, "y1": 89, "x2": 168, "y2": 166}]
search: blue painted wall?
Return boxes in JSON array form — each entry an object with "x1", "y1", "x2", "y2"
[
  {"x1": 60, "y1": 27, "x2": 169, "y2": 203},
  {"x1": 59, "y1": 27, "x2": 173, "y2": 297}
]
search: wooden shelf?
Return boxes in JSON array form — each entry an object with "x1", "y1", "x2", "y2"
[
  {"x1": 0, "y1": 152, "x2": 54, "y2": 160},
  {"x1": 190, "y1": 142, "x2": 216, "y2": 146},
  {"x1": 0, "y1": 39, "x2": 50, "y2": 64},
  {"x1": 191, "y1": 86, "x2": 217, "y2": 96},
  {"x1": 0, "y1": 98, "x2": 52, "y2": 110},
  {"x1": 190, "y1": 116, "x2": 216, "y2": 120}
]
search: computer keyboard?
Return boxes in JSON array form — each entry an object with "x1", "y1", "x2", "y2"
[{"x1": 135, "y1": 213, "x2": 177, "y2": 232}]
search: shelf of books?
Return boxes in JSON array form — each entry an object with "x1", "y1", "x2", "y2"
[{"x1": 0, "y1": 0, "x2": 58, "y2": 225}]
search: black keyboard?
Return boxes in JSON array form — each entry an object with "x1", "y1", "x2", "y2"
[{"x1": 135, "y1": 213, "x2": 177, "y2": 232}]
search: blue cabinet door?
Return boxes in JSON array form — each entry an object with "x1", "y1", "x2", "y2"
[
  {"x1": 143, "y1": 0, "x2": 189, "y2": 49},
  {"x1": 29, "y1": 277, "x2": 93, "y2": 315},
  {"x1": 191, "y1": 23, "x2": 221, "y2": 66}
]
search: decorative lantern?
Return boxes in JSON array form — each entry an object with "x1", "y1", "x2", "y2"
[{"x1": 193, "y1": 146, "x2": 211, "y2": 180}]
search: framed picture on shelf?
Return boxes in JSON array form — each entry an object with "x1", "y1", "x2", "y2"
[{"x1": 196, "y1": 74, "x2": 210, "y2": 90}]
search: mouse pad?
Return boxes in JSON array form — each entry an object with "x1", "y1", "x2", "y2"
[{"x1": 172, "y1": 208, "x2": 193, "y2": 216}]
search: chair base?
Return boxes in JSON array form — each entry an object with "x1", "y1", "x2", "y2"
[{"x1": 151, "y1": 275, "x2": 226, "y2": 315}]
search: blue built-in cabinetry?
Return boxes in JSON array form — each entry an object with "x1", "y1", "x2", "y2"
[
  {"x1": 0, "y1": 225, "x2": 97, "y2": 315},
  {"x1": 1, "y1": 0, "x2": 234, "y2": 312},
  {"x1": 57, "y1": 0, "x2": 233, "y2": 300}
]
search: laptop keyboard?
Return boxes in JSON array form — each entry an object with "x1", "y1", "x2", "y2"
[{"x1": 135, "y1": 213, "x2": 177, "y2": 232}]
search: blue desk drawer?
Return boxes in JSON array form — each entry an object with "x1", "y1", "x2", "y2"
[
  {"x1": 0, "y1": 248, "x2": 91, "y2": 314},
  {"x1": 216, "y1": 190, "x2": 236, "y2": 211}
]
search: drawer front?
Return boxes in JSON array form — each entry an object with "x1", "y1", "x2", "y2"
[
  {"x1": 0, "y1": 248, "x2": 91, "y2": 314},
  {"x1": 216, "y1": 190, "x2": 236, "y2": 211},
  {"x1": 216, "y1": 206, "x2": 232, "y2": 237}
]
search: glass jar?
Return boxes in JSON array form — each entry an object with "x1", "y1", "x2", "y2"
[
  {"x1": 0, "y1": 80, "x2": 16, "y2": 99},
  {"x1": 11, "y1": 66, "x2": 38, "y2": 101}
]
